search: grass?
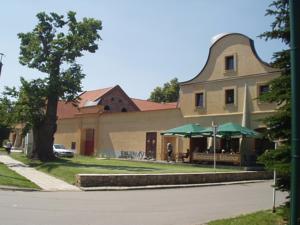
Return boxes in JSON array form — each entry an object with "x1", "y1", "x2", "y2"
[
  {"x1": 11, "y1": 153, "x2": 239, "y2": 184},
  {"x1": 207, "y1": 209, "x2": 286, "y2": 225},
  {"x1": 0, "y1": 162, "x2": 40, "y2": 189}
]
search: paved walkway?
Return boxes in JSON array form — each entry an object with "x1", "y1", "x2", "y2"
[{"x1": 0, "y1": 155, "x2": 80, "y2": 191}]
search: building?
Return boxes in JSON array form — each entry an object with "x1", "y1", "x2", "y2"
[{"x1": 52, "y1": 33, "x2": 280, "y2": 165}]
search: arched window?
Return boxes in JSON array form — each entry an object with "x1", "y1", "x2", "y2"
[
  {"x1": 104, "y1": 105, "x2": 110, "y2": 111},
  {"x1": 121, "y1": 108, "x2": 127, "y2": 112}
]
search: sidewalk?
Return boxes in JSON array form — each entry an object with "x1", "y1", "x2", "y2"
[{"x1": 0, "y1": 155, "x2": 80, "y2": 191}]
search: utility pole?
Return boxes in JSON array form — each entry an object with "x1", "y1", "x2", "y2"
[
  {"x1": 289, "y1": 0, "x2": 300, "y2": 224},
  {"x1": 0, "y1": 53, "x2": 4, "y2": 76}
]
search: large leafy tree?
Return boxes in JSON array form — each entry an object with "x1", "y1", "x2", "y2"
[
  {"x1": 9, "y1": 11, "x2": 102, "y2": 161},
  {"x1": 149, "y1": 78, "x2": 179, "y2": 103},
  {"x1": 258, "y1": 0, "x2": 291, "y2": 193}
]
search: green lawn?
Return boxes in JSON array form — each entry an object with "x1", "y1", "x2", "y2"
[
  {"x1": 0, "y1": 162, "x2": 40, "y2": 189},
  {"x1": 11, "y1": 153, "x2": 238, "y2": 184},
  {"x1": 207, "y1": 210, "x2": 286, "y2": 225}
]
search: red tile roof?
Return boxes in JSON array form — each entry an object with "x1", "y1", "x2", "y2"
[
  {"x1": 57, "y1": 102, "x2": 102, "y2": 119},
  {"x1": 76, "y1": 106, "x2": 102, "y2": 115},
  {"x1": 131, "y1": 98, "x2": 177, "y2": 111},
  {"x1": 78, "y1": 87, "x2": 113, "y2": 108},
  {"x1": 57, "y1": 87, "x2": 178, "y2": 119},
  {"x1": 57, "y1": 101, "x2": 79, "y2": 119}
]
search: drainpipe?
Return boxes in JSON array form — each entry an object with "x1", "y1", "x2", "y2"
[{"x1": 289, "y1": 0, "x2": 300, "y2": 224}]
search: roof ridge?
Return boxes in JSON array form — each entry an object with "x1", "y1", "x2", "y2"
[
  {"x1": 131, "y1": 98, "x2": 176, "y2": 104},
  {"x1": 83, "y1": 86, "x2": 115, "y2": 93}
]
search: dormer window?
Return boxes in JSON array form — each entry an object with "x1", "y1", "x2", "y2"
[{"x1": 225, "y1": 55, "x2": 235, "y2": 71}]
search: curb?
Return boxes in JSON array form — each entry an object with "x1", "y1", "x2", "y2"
[
  {"x1": 0, "y1": 185, "x2": 40, "y2": 192},
  {"x1": 79, "y1": 179, "x2": 270, "y2": 191}
]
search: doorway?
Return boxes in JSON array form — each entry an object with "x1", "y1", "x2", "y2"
[
  {"x1": 145, "y1": 132, "x2": 157, "y2": 159},
  {"x1": 84, "y1": 129, "x2": 95, "y2": 156}
]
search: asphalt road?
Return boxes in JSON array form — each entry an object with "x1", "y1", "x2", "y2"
[{"x1": 0, "y1": 181, "x2": 287, "y2": 225}]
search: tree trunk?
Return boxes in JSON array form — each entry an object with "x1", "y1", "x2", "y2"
[{"x1": 31, "y1": 95, "x2": 58, "y2": 161}]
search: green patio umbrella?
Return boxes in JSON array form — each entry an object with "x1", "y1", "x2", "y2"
[
  {"x1": 199, "y1": 122, "x2": 262, "y2": 138},
  {"x1": 161, "y1": 123, "x2": 205, "y2": 137}
]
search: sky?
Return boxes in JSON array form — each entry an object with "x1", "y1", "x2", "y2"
[{"x1": 0, "y1": 0, "x2": 286, "y2": 100}]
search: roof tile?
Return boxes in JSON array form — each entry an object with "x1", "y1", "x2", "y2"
[{"x1": 131, "y1": 98, "x2": 177, "y2": 111}]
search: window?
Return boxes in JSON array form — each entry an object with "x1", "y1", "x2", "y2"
[
  {"x1": 225, "y1": 55, "x2": 235, "y2": 71},
  {"x1": 259, "y1": 84, "x2": 269, "y2": 95},
  {"x1": 195, "y1": 93, "x2": 204, "y2": 107},
  {"x1": 71, "y1": 142, "x2": 76, "y2": 150},
  {"x1": 225, "y1": 89, "x2": 234, "y2": 104},
  {"x1": 104, "y1": 105, "x2": 110, "y2": 110},
  {"x1": 121, "y1": 108, "x2": 127, "y2": 112}
]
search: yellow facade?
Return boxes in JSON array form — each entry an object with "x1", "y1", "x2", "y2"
[{"x1": 54, "y1": 33, "x2": 281, "y2": 163}]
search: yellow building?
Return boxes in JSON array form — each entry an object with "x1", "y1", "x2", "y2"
[{"x1": 54, "y1": 33, "x2": 280, "y2": 165}]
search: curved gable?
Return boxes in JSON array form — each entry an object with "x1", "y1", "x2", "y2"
[{"x1": 181, "y1": 33, "x2": 277, "y2": 85}]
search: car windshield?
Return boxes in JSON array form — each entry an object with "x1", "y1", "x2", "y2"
[{"x1": 54, "y1": 144, "x2": 66, "y2": 149}]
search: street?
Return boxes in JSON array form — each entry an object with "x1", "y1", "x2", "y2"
[{"x1": 0, "y1": 181, "x2": 287, "y2": 225}]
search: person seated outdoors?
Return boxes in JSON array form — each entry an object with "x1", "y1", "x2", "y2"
[{"x1": 181, "y1": 149, "x2": 190, "y2": 162}]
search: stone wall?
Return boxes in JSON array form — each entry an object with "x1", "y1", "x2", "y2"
[{"x1": 76, "y1": 171, "x2": 272, "y2": 187}]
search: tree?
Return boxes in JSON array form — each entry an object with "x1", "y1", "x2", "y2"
[
  {"x1": 258, "y1": 0, "x2": 291, "y2": 193},
  {"x1": 149, "y1": 78, "x2": 179, "y2": 103},
  {"x1": 10, "y1": 11, "x2": 102, "y2": 161},
  {"x1": 0, "y1": 96, "x2": 11, "y2": 144}
]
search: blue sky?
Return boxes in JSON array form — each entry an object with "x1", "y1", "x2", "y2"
[{"x1": 0, "y1": 0, "x2": 286, "y2": 99}]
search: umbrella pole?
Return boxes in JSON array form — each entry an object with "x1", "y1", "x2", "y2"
[{"x1": 212, "y1": 125, "x2": 218, "y2": 171}]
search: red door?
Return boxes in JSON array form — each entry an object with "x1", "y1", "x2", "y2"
[
  {"x1": 145, "y1": 132, "x2": 157, "y2": 159},
  {"x1": 85, "y1": 129, "x2": 94, "y2": 156}
]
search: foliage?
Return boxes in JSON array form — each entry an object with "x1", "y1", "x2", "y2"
[
  {"x1": 208, "y1": 209, "x2": 286, "y2": 225},
  {"x1": 0, "y1": 96, "x2": 12, "y2": 143},
  {"x1": 0, "y1": 127, "x2": 10, "y2": 146},
  {"x1": 149, "y1": 78, "x2": 179, "y2": 103},
  {"x1": 259, "y1": 145, "x2": 290, "y2": 192},
  {"x1": 257, "y1": 0, "x2": 291, "y2": 194},
  {"x1": 2, "y1": 77, "x2": 48, "y2": 135},
  {"x1": 2, "y1": 11, "x2": 102, "y2": 161}
]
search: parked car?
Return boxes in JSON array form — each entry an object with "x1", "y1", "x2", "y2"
[{"x1": 53, "y1": 144, "x2": 75, "y2": 157}]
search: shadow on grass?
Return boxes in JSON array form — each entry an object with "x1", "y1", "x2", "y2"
[
  {"x1": 35, "y1": 158, "x2": 163, "y2": 173},
  {"x1": 0, "y1": 173, "x2": 29, "y2": 182}
]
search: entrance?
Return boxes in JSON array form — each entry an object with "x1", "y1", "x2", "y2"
[
  {"x1": 85, "y1": 129, "x2": 95, "y2": 156},
  {"x1": 145, "y1": 132, "x2": 157, "y2": 159}
]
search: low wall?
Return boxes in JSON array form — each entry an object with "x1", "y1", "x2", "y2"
[{"x1": 76, "y1": 171, "x2": 272, "y2": 187}]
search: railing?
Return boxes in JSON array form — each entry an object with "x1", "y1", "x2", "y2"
[{"x1": 192, "y1": 152, "x2": 241, "y2": 164}]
